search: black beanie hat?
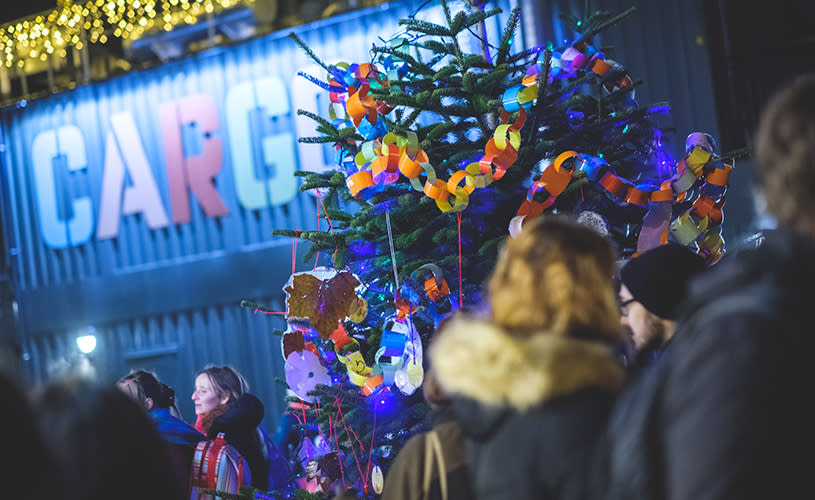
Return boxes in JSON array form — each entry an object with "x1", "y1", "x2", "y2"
[{"x1": 620, "y1": 244, "x2": 707, "y2": 320}]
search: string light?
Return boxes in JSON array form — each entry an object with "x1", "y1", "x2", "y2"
[{"x1": 0, "y1": 0, "x2": 254, "y2": 68}]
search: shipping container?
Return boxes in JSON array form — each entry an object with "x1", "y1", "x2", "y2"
[{"x1": 0, "y1": 0, "x2": 527, "y2": 429}]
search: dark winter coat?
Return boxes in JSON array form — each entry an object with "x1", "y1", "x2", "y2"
[
  {"x1": 381, "y1": 406, "x2": 473, "y2": 500},
  {"x1": 208, "y1": 393, "x2": 269, "y2": 491},
  {"x1": 149, "y1": 408, "x2": 204, "y2": 494},
  {"x1": 599, "y1": 227, "x2": 815, "y2": 500},
  {"x1": 257, "y1": 423, "x2": 295, "y2": 492},
  {"x1": 430, "y1": 318, "x2": 625, "y2": 500}
]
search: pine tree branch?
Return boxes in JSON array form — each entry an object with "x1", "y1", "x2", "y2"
[
  {"x1": 288, "y1": 32, "x2": 334, "y2": 75},
  {"x1": 240, "y1": 300, "x2": 275, "y2": 313},
  {"x1": 440, "y1": 0, "x2": 465, "y2": 62},
  {"x1": 717, "y1": 147, "x2": 751, "y2": 163},
  {"x1": 371, "y1": 45, "x2": 432, "y2": 75},
  {"x1": 496, "y1": 7, "x2": 521, "y2": 66},
  {"x1": 420, "y1": 40, "x2": 458, "y2": 57},
  {"x1": 296, "y1": 109, "x2": 337, "y2": 133},
  {"x1": 572, "y1": 7, "x2": 637, "y2": 47},
  {"x1": 298, "y1": 136, "x2": 343, "y2": 144},
  {"x1": 397, "y1": 19, "x2": 453, "y2": 37}
]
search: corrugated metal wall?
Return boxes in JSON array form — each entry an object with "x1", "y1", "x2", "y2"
[
  {"x1": 520, "y1": 0, "x2": 721, "y2": 159},
  {"x1": 0, "y1": 0, "x2": 523, "y2": 432},
  {"x1": 0, "y1": 0, "x2": 725, "y2": 431},
  {"x1": 24, "y1": 296, "x2": 289, "y2": 427}
]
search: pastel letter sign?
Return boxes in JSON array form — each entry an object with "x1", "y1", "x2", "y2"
[
  {"x1": 31, "y1": 126, "x2": 93, "y2": 249},
  {"x1": 160, "y1": 94, "x2": 229, "y2": 224},
  {"x1": 225, "y1": 76, "x2": 297, "y2": 209},
  {"x1": 96, "y1": 112, "x2": 170, "y2": 239}
]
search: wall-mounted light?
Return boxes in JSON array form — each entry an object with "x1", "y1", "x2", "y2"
[{"x1": 76, "y1": 327, "x2": 97, "y2": 354}]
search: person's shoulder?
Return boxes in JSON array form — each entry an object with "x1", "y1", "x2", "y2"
[{"x1": 398, "y1": 429, "x2": 430, "y2": 458}]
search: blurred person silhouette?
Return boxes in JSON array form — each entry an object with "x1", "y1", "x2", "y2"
[
  {"x1": 617, "y1": 244, "x2": 707, "y2": 377},
  {"x1": 430, "y1": 215, "x2": 626, "y2": 500},
  {"x1": 599, "y1": 73, "x2": 815, "y2": 500},
  {"x1": 380, "y1": 311, "x2": 475, "y2": 500},
  {"x1": 118, "y1": 369, "x2": 204, "y2": 494},
  {"x1": 0, "y1": 372, "x2": 60, "y2": 500},
  {"x1": 193, "y1": 364, "x2": 291, "y2": 492},
  {"x1": 32, "y1": 376, "x2": 184, "y2": 500}
]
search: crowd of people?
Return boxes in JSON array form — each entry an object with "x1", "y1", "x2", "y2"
[
  {"x1": 2, "y1": 73, "x2": 813, "y2": 500},
  {"x1": 378, "y1": 72, "x2": 815, "y2": 500},
  {"x1": 0, "y1": 363, "x2": 292, "y2": 500}
]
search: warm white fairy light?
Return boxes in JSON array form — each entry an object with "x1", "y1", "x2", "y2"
[{"x1": 0, "y1": 0, "x2": 254, "y2": 68}]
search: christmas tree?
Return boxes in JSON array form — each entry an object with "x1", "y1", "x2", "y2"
[{"x1": 240, "y1": 0, "x2": 733, "y2": 498}]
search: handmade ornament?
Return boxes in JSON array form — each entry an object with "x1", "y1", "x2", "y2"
[
  {"x1": 371, "y1": 465, "x2": 384, "y2": 495},
  {"x1": 375, "y1": 315, "x2": 423, "y2": 396},
  {"x1": 315, "y1": 49, "x2": 529, "y2": 213},
  {"x1": 348, "y1": 296, "x2": 368, "y2": 322},
  {"x1": 331, "y1": 322, "x2": 375, "y2": 387},
  {"x1": 284, "y1": 267, "x2": 362, "y2": 340},
  {"x1": 285, "y1": 350, "x2": 331, "y2": 403},
  {"x1": 412, "y1": 263, "x2": 450, "y2": 303},
  {"x1": 282, "y1": 329, "x2": 307, "y2": 359}
]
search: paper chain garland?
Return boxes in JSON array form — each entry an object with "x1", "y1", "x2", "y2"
[
  {"x1": 319, "y1": 38, "x2": 731, "y2": 260},
  {"x1": 503, "y1": 42, "x2": 730, "y2": 260},
  {"x1": 326, "y1": 49, "x2": 528, "y2": 213},
  {"x1": 510, "y1": 132, "x2": 731, "y2": 261}
]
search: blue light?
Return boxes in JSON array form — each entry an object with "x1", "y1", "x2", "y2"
[
  {"x1": 647, "y1": 105, "x2": 671, "y2": 115},
  {"x1": 465, "y1": 128, "x2": 482, "y2": 141},
  {"x1": 349, "y1": 240, "x2": 376, "y2": 258}
]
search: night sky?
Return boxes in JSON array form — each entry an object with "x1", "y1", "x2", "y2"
[{"x1": 1, "y1": 1, "x2": 58, "y2": 25}]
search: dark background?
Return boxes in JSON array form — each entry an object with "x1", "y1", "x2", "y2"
[
  {"x1": 0, "y1": 1, "x2": 57, "y2": 25},
  {"x1": 703, "y1": 0, "x2": 814, "y2": 155}
]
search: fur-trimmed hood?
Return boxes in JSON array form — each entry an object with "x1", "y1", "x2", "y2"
[{"x1": 430, "y1": 317, "x2": 625, "y2": 411}]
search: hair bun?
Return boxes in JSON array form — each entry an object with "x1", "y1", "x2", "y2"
[{"x1": 160, "y1": 383, "x2": 175, "y2": 405}]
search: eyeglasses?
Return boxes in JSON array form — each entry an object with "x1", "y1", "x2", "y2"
[{"x1": 619, "y1": 298, "x2": 636, "y2": 316}]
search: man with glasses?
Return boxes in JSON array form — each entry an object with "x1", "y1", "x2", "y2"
[{"x1": 617, "y1": 243, "x2": 706, "y2": 377}]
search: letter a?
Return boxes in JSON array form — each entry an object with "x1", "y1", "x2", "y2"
[{"x1": 96, "y1": 112, "x2": 170, "y2": 240}]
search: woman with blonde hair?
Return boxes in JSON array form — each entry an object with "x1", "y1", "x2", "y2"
[
  {"x1": 191, "y1": 364, "x2": 288, "y2": 491},
  {"x1": 430, "y1": 215, "x2": 625, "y2": 500}
]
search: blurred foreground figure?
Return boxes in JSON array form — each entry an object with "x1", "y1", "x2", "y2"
[
  {"x1": 0, "y1": 373, "x2": 59, "y2": 500},
  {"x1": 431, "y1": 215, "x2": 625, "y2": 500},
  {"x1": 600, "y1": 74, "x2": 815, "y2": 500},
  {"x1": 380, "y1": 312, "x2": 474, "y2": 500},
  {"x1": 617, "y1": 244, "x2": 707, "y2": 377},
  {"x1": 34, "y1": 377, "x2": 184, "y2": 500},
  {"x1": 119, "y1": 369, "x2": 204, "y2": 495}
]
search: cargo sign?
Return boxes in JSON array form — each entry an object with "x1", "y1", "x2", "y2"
[{"x1": 28, "y1": 71, "x2": 331, "y2": 249}]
